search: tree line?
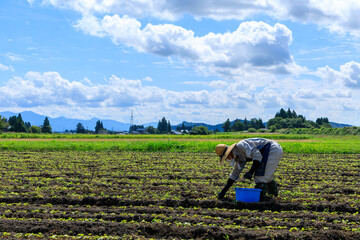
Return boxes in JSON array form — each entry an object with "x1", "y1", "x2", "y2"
[
  {"x1": 73, "y1": 120, "x2": 107, "y2": 134},
  {"x1": 222, "y1": 117, "x2": 265, "y2": 132},
  {"x1": 266, "y1": 108, "x2": 331, "y2": 131},
  {"x1": 0, "y1": 114, "x2": 52, "y2": 133},
  {"x1": 129, "y1": 117, "x2": 172, "y2": 134},
  {"x1": 220, "y1": 108, "x2": 332, "y2": 133},
  {"x1": 1, "y1": 108, "x2": 357, "y2": 135}
]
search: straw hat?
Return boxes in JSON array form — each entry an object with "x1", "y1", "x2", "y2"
[{"x1": 215, "y1": 143, "x2": 236, "y2": 165}]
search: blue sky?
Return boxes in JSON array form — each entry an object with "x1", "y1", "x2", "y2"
[{"x1": 1, "y1": 0, "x2": 360, "y2": 126}]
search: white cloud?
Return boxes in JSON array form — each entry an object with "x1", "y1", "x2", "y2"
[
  {"x1": 0, "y1": 71, "x2": 359, "y2": 124},
  {"x1": 274, "y1": 0, "x2": 360, "y2": 36},
  {"x1": 340, "y1": 61, "x2": 360, "y2": 88},
  {"x1": 27, "y1": 0, "x2": 36, "y2": 6},
  {"x1": 42, "y1": 0, "x2": 160, "y2": 18},
  {"x1": 209, "y1": 80, "x2": 228, "y2": 89},
  {"x1": 9, "y1": 1, "x2": 360, "y2": 125},
  {"x1": 0, "y1": 63, "x2": 14, "y2": 72},
  {"x1": 0, "y1": 72, "x2": 163, "y2": 108},
  {"x1": 166, "y1": 90, "x2": 210, "y2": 107},
  {"x1": 317, "y1": 61, "x2": 360, "y2": 88},
  {"x1": 44, "y1": 0, "x2": 360, "y2": 36},
  {"x1": 0, "y1": 71, "x2": 255, "y2": 115},
  {"x1": 74, "y1": 15, "x2": 298, "y2": 78},
  {"x1": 3, "y1": 52, "x2": 24, "y2": 61},
  {"x1": 73, "y1": 13, "x2": 107, "y2": 37},
  {"x1": 142, "y1": 76, "x2": 153, "y2": 82},
  {"x1": 256, "y1": 88, "x2": 285, "y2": 108}
]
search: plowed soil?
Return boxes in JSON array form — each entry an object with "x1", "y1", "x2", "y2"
[{"x1": 0, "y1": 151, "x2": 359, "y2": 239}]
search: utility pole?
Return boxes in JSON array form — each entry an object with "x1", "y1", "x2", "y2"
[{"x1": 129, "y1": 110, "x2": 134, "y2": 133}]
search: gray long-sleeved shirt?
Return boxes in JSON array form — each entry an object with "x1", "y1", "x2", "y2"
[{"x1": 229, "y1": 138, "x2": 270, "y2": 180}]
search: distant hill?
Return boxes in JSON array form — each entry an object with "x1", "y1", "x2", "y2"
[
  {"x1": 329, "y1": 122, "x2": 352, "y2": 128},
  {"x1": 0, "y1": 111, "x2": 131, "y2": 132},
  {"x1": 0, "y1": 111, "x2": 354, "y2": 132},
  {"x1": 172, "y1": 120, "x2": 244, "y2": 132},
  {"x1": 172, "y1": 121, "x2": 223, "y2": 132},
  {"x1": 173, "y1": 120, "x2": 354, "y2": 132}
]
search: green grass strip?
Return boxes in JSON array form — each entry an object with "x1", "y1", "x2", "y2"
[
  {"x1": 0, "y1": 137, "x2": 359, "y2": 154},
  {"x1": 0, "y1": 132, "x2": 312, "y2": 140}
]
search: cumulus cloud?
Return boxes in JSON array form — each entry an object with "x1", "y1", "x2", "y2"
[
  {"x1": 0, "y1": 72, "x2": 165, "y2": 108},
  {"x1": 256, "y1": 88, "x2": 285, "y2": 108},
  {"x1": 208, "y1": 80, "x2": 228, "y2": 89},
  {"x1": 272, "y1": 0, "x2": 360, "y2": 36},
  {"x1": 42, "y1": 0, "x2": 271, "y2": 20},
  {"x1": 37, "y1": 0, "x2": 312, "y2": 79},
  {"x1": 0, "y1": 71, "x2": 358, "y2": 124},
  {"x1": 0, "y1": 71, "x2": 262, "y2": 114},
  {"x1": 43, "y1": 0, "x2": 360, "y2": 36},
  {"x1": 74, "y1": 14, "x2": 297, "y2": 77},
  {"x1": 317, "y1": 61, "x2": 360, "y2": 88}
]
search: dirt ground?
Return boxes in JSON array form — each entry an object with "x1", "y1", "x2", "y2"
[
  {"x1": 0, "y1": 197, "x2": 359, "y2": 239},
  {"x1": 0, "y1": 151, "x2": 359, "y2": 239}
]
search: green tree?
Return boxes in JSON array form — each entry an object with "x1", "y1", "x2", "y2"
[
  {"x1": 249, "y1": 118, "x2": 265, "y2": 129},
  {"x1": 167, "y1": 120, "x2": 171, "y2": 132},
  {"x1": 25, "y1": 122, "x2": 31, "y2": 130},
  {"x1": 190, "y1": 126, "x2": 210, "y2": 135},
  {"x1": 95, "y1": 120, "x2": 104, "y2": 134},
  {"x1": 243, "y1": 117, "x2": 249, "y2": 130},
  {"x1": 176, "y1": 122, "x2": 192, "y2": 132},
  {"x1": 76, "y1": 123, "x2": 86, "y2": 133},
  {"x1": 231, "y1": 119, "x2": 244, "y2": 132},
  {"x1": 268, "y1": 108, "x2": 321, "y2": 130},
  {"x1": 222, "y1": 118, "x2": 231, "y2": 132},
  {"x1": 269, "y1": 125, "x2": 277, "y2": 132},
  {"x1": 30, "y1": 125, "x2": 41, "y2": 133},
  {"x1": 286, "y1": 108, "x2": 292, "y2": 118},
  {"x1": 316, "y1": 117, "x2": 331, "y2": 128},
  {"x1": 129, "y1": 124, "x2": 144, "y2": 132},
  {"x1": 275, "y1": 108, "x2": 288, "y2": 118},
  {"x1": 145, "y1": 126, "x2": 157, "y2": 134},
  {"x1": 157, "y1": 117, "x2": 169, "y2": 133},
  {"x1": 267, "y1": 117, "x2": 286, "y2": 129},
  {"x1": 41, "y1": 117, "x2": 52, "y2": 133},
  {"x1": 8, "y1": 116, "x2": 16, "y2": 127},
  {"x1": 9, "y1": 114, "x2": 27, "y2": 132},
  {"x1": 0, "y1": 115, "x2": 9, "y2": 133},
  {"x1": 247, "y1": 127, "x2": 256, "y2": 133}
]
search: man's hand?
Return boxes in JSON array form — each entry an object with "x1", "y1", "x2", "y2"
[
  {"x1": 217, "y1": 191, "x2": 225, "y2": 200},
  {"x1": 244, "y1": 171, "x2": 253, "y2": 180},
  {"x1": 217, "y1": 178, "x2": 235, "y2": 200}
]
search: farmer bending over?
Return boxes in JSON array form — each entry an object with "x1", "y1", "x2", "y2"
[{"x1": 215, "y1": 138, "x2": 283, "y2": 201}]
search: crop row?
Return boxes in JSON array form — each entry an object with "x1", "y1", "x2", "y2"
[
  {"x1": 0, "y1": 152, "x2": 359, "y2": 204},
  {"x1": 0, "y1": 201, "x2": 359, "y2": 239},
  {"x1": 0, "y1": 151, "x2": 359, "y2": 239}
]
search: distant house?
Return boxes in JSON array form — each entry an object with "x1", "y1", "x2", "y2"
[
  {"x1": 171, "y1": 130, "x2": 182, "y2": 135},
  {"x1": 131, "y1": 128, "x2": 146, "y2": 134},
  {"x1": 98, "y1": 129, "x2": 108, "y2": 135},
  {"x1": 116, "y1": 131, "x2": 128, "y2": 135}
]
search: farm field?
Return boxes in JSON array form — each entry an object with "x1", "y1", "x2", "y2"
[
  {"x1": 0, "y1": 146, "x2": 359, "y2": 239},
  {"x1": 0, "y1": 134, "x2": 360, "y2": 154}
]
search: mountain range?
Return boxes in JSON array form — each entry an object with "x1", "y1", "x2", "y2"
[
  {"x1": 0, "y1": 111, "x2": 138, "y2": 132},
  {"x1": 0, "y1": 111, "x2": 353, "y2": 132}
]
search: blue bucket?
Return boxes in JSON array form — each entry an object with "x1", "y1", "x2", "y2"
[{"x1": 234, "y1": 188, "x2": 262, "y2": 202}]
